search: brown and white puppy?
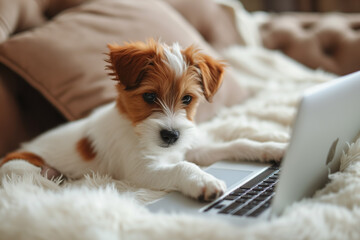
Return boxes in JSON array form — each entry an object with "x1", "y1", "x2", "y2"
[{"x1": 0, "y1": 39, "x2": 227, "y2": 201}]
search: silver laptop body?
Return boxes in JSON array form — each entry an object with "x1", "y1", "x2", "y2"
[{"x1": 147, "y1": 71, "x2": 360, "y2": 224}]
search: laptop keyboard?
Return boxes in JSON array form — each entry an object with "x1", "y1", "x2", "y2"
[{"x1": 203, "y1": 165, "x2": 279, "y2": 217}]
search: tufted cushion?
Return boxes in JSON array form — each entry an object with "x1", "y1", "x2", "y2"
[{"x1": 260, "y1": 13, "x2": 360, "y2": 75}]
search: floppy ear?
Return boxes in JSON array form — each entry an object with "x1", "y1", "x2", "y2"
[
  {"x1": 106, "y1": 42, "x2": 155, "y2": 90},
  {"x1": 196, "y1": 54, "x2": 225, "y2": 102}
]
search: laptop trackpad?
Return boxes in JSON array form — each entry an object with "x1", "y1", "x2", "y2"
[{"x1": 205, "y1": 168, "x2": 253, "y2": 188}]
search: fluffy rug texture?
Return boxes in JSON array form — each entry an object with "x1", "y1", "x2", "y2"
[{"x1": 2, "y1": 2, "x2": 360, "y2": 240}]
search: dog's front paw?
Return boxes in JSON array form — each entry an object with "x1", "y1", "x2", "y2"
[{"x1": 186, "y1": 173, "x2": 226, "y2": 202}]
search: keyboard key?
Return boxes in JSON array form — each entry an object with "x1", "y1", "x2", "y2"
[
  {"x1": 247, "y1": 199, "x2": 262, "y2": 206},
  {"x1": 240, "y1": 204, "x2": 254, "y2": 211},
  {"x1": 214, "y1": 203, "x2": 225, "y2": 209},
  {"x1": 258, "y1": 182, "x2": 271, "y2": 187},
  {"x1": 255, "y1": 195, "x2": 269, "y2": 201},
  {"x1": 231, "y1": 188, "x2": 247, "y2": 194},
  {"x1": 260, "y1": 191, "x2": 272, "y2": 197},
  {"x1": 246, "y1": 190, "x2": 258, "y2": 196},
  {"x1": 230, "y1": 192, "x2": 245, "y2": 197},
  {"x1": 253, "y1": 186, "x2": 266, "y2": 191},
  {"x1": 235, "y1": 198, "x2": 248, "y2": 204},
  {"x1": 248, "y1": 206, "x2": 266, "y2": 217},
  {"x1": 264, "y1": 179, "x2": 275, "y2": 184},
  {"x1": 232, "y1": 204, "x2": 254, "y2": 216},
  {"x1": 241, "y1": 194, "x2": 253, "y2": 199},
  {"x1": 219, "y1": 202, "x2": 243, "y2": 214},
  {"x1": 223, "y1": 195, "x2": 238, "y2": 201},
  {"x1": 265, "y1": 189, "x2": 275, "y2": 195},
  {"x1": 236, "y1": 187, "x2": 248, "y2": 192},
  {"x1": 233, "y1": 208, "x2": 249, "y2": 216}
]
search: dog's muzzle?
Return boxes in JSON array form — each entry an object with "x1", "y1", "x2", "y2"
[{"x1": 160, "y1": 129, "x2": 180, "y2": 146}]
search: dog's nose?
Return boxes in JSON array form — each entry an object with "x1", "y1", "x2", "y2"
[{"x1": 160, "y1": 129, "x2": 180, "y2": 145}]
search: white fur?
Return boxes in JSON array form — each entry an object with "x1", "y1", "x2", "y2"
[
  {"x1": 163, "y1": 43, "x2": 187, "y2": 78},
  {"x1": 135, "y1": 108, "x2": 196, "y2": 152},
  {"x1": 186, "y1": 138, "x2": 287, "y2": 166}
]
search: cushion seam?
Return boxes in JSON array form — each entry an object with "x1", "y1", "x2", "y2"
[
  {"x1": 0, "y1": 16, "x2": 11, "y2": 34},
  {"x1": 0, "y1": 54, "x2": 75, "y2": 121}
]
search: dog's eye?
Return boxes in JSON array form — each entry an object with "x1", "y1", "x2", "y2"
[
  {"x1": 182, "y1": 95, "x2": 192, "y2": 105},
  {"x1": 143, "y1": 93, "x2": 157, "y2": 104}
]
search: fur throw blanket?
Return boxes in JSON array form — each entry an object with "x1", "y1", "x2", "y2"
[
  {"x1": 2, "y1": 45, "x2": 360, "y2": 240},
  {"x1": 1, "y1": 2, "x2": 360, "y2": 240}
]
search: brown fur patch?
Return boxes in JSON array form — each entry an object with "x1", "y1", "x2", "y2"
[
  {"x1": 77, "y1": 137, "x2": 96, "y2": 161},
  {"x1": 183, "y1": 46, "x2": 226, "y2": 102},
  {"x1": 1, "y1": 152, "x2": 45, "y2": 167}
]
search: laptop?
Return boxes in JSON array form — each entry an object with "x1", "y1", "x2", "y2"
[{"x1": 147, "y1": 71, "x2": 360, "y2": 224}]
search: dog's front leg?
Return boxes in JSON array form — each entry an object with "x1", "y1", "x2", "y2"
[
  {"x1": 186, "y1": 139, "x2": 287, "y2": 166},
  {"x1": 127, "y1": 160, "x2": 226, "y2": 201}
]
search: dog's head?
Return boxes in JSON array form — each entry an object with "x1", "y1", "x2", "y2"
[{"x1": 106, "y1": 39, "x2": 224, "y2": 152}]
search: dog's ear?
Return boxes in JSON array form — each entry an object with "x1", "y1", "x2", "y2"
[
  {"x1": 196, "y1": 54, "x2": 225, "y2": 102},
  {"x1": 106, "y1": 42, "x2": 156, "y2": 90}
]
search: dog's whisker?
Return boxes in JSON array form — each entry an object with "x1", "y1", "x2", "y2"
[{"x1": 157, "y1": 99, "x2": 175, "y2": 121}]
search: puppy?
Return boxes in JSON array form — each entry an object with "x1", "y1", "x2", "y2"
[{"x1": 0, "y1": 39, "x2": 227, "y2": 201}]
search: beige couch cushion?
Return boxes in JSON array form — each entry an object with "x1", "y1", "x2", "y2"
[
  {"x1": 0, "y1": 0, "x2": 233, "y2": 121},
  {"x1": 0, "y1": 0, "x2": 91, "y2": 43},
  {"x1": 0, "y1": 0, "x2": 45, "y2": 43},
  {"x1": 260, "y1": 13, "x2": 360, "y2": 75}
]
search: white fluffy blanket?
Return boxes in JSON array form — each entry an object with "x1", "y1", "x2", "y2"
[{"x1": 2, "y1": 3, "x2": 360, "y2": 240}]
